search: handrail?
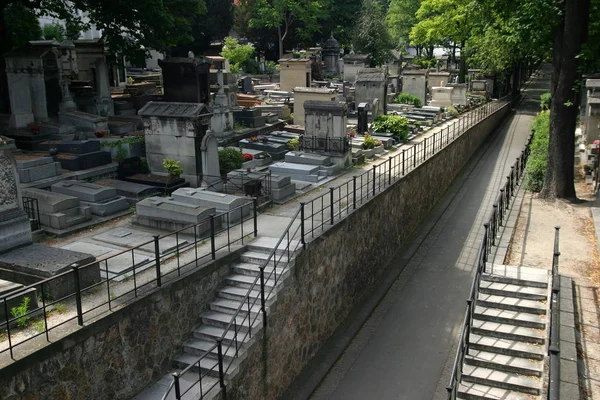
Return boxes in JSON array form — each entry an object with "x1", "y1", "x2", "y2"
[
  {"x1": 446, "y1": 132, "x2": 533, "y2": 399},
  {"x1": 548, "y1": 226, "x2": 561, "y2": 400},
  {"x1": 163, "y1": 91, "x2": 515, "y2": 400}
]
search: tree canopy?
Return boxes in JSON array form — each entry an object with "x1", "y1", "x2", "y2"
[{"x1": 354, "y1": 0, "x2": 393, "y2": 67}]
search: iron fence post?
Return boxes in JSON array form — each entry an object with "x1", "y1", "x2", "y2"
[
  {"x1": 217, "y1": 339, "x2": 227, "y2": 397},
  {"x1": 330, "y1": 187, "x2": 335, "y2": 225},
  {"x1": 72, "y1": 264, "x2": 84, "y2": 326},
  {"x1": 260, "y1": 266, "x2": 267, "y2": 327},
  {"x1": 372, "y1": 166, "x2": 376, "y2": 196},
  {"x1": 210, "y1": 215, "x2": 216, "y2": 260},
  {"x1": 352, "y1": 176, "x2": 357, "y2": 209},
  {"x1": 173, "y1": 372, "x2": 181, "y2": 400},
  {"x1": 388, "y1": 157, "x2": 392, "y2": 185},
  {"x1": 253, "y1": 198, "x2": 258, "y2": 237},
  {"x1": 4, "y1": 298, "x2": 13, "y2": 359},
  {"x1": 153, "y1": 235, "x2": 162, "y2": 287},
  {"x1": 300, "y1": 203, "x2": 306, "y2": 247},
  {"x1": 402, "y1": 149, "x2": 406, "y2": 176},
  {"x1": 424, "y1": 137, "x2": 428, "y2": 158}
]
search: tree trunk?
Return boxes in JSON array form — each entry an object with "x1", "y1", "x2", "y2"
[
  {"x1": 277, "y1": 25, "x2": 283, "y2": 59},
  {"x1": 0, "y1": 4, "x2": 11, "y2": 114},
  {"x1": 540, "y1": 0, "x2": 590, "y2": 200}
]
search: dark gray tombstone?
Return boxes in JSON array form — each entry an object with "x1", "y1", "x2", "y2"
[{"x1": 357, "y1": 102, "x2": 369, "y2": 134}]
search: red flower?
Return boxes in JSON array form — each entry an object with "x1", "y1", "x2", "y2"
[{"x1": 243, "y1": 153, "x2": 254, "y2": 161}]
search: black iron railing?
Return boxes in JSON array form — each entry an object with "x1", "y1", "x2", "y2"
[
  {"x1": 548, "y1": 226, "x2": 561, "y2": 400},
  {"x1": 300, "y1": 136, "x2": 350, "y2": 155},
  {"x1": 446, "y1": 133, "x2": 533, "y2": 399},
  {"x1": 161, "y1": 98, "x2": 513, "y2": 399},
  {"x1": 0, "y1": 200, "x2": 258, "y2": 361},
  {"x1": 22, "y1": 196, "x2": 41, "y2": 231}
]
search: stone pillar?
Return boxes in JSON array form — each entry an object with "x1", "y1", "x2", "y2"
[
  {"x1": 0, "y1": 149, "x2": 33, "y2": 253},
  {"x1": 94, "y1": 58, "x2": 114, "y2": 116},
  {"x1": 201, "y1": 131, "x2": 222, "y2": 191}
]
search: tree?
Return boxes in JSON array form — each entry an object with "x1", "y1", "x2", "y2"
[
  {"x1": 386, "y1": 0, "x2": 421, "y2": 50},
  {"x1": 244, "y1": 0, "x2": 328, "y2": 59},
  {"x1": 43, "y1": 22, "x2": 65, "y2": 41},
  {"x1": 220, "y1": 36, "x2": 255, "y2": 73},
  {"x1": 354, "y1": 0, "x2": 393, "y2": 67},
  {"x1": 320, "y1": 0, "x2": 362, "y2": 50}
]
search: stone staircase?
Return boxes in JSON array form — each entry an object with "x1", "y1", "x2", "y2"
[
  {"x1": 457, "y1": 265, "x2": 550, "y2": 400},
  {"x1": 134, "y1": 237, "x2": 299, "y2": 400}
]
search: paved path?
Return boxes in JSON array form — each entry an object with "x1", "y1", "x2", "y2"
[{"x1": 305, "y1": 69, "x2": 550, "y2": 400}]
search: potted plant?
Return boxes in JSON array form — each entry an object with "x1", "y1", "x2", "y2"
[
  {"x1": 29, "y1": 125, "x2": 41, "y2": 135},
  {"x1": 163, "y1": 158, "x2": 183, "y2": 179},
  {"x1": 94, "y1": 130, "x2": 106, "y2": 138},
  {"x1": 287, "y1": 138, "x2": 300, "y2": 151},
  {"x1": 584, "y1": 164, "x2": 592, "y2": 175}
]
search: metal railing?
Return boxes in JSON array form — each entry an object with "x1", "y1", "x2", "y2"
[
  {"x1": 548, "y1": 226, "x2": 561, "y2": 400},
  {"x1": 446, "y1": 133, "x2": 533, "y2": 399},
  {"x1": 300, "y1": 136, "x2": 350, "y2": 155},
  {"x1": 163, "y1": 98, "x2": 513, "y2": 399},
  {"x1": 0, "y1": 199, "x2": 258, "y2": 361},
  {"x1": 22, "y1": 196, "x2": 41, "y2": 231}
]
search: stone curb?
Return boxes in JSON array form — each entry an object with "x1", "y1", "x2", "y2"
[{"x1": 558, "y1": 275, "x2": 580, "y2": 399}]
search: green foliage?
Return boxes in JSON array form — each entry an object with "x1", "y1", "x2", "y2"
[
  {"x1": 362, "y1": 134, "x2": 381, "y2": 149},
  {"x1": 43, "y1": 22, "x2": 65, "y2": 41},
  {"x1": 386, "y1": 0, "x2": 421, "y2": 50},
  {"x1": 264, "y1": 61, "x2": 277, "y2": 76},
  {"x1": 33, "y1": 320, "x2": 46, "y2": 333},
  {"x1": 394, "y1": 92, "x2": 423, "y2": 107},
  {"x1": 287, "y1": 138, "x2": 300, "y2": 150},
  {"x1": 526, "y1": 111, "x2": 550, "y2": 192},
  {"x1": 220, "y1": 36, "x2": 255, "y2": 73},
  {"x1": 540, "y1": 92, "x2": 551, "y2": 111},
  {"x1": 354, "y1": 0, "x2": 393, "y2": 67},
  {"x1": 371, "y1": 115, "x2": 410, "y2": 141},
  {"x1": 446, "y1": 106, "x2": 459, "y2": 117},
  {"x1": 412, "y1": 57, "x2": 437, "y2": 69},
  {"x1": 10, "y1": 297, "x2": 30, "y2": 328},
  {"x1": 218, "y1": 148, "x2": 244, "y2": 176},
  {"x1": 162, "y1": 158, "x2": 183, "y2": 177},
  {"x1": 4, "y1": 3, "x2": 42, "y2": 48},
  {"x1": 115, "y1": 146, "x2": 128, "y2": 162},
  {"x1": 410, "y1": 0, "x2": 472, "y2": 51}
]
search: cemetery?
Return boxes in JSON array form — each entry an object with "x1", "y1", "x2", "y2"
[{"x1": 0, "y1": 2, "x2": 529, "y2": 399}]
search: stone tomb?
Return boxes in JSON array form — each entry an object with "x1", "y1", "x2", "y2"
[
  {"x1": 233, "y1": 108, "x2": 265, "y2": 128},
  {"x1": 15, "y1": 155, "x2": 62, "y2": 184},
  {"x1": 322, "y1": 35, "x2": 341, "y2": 76},
  {"x1": 225, "y1": 171, "x2": 296, "y2": 202},
  {"x1": 0, "y1": 243, "x2": 99, "y2": 300},
  {"x1": 139, "y1": 102, "x2": 212, "y2": 185},
  {"x1": 355, "y1": 68, "x2": 388, "y2": 118},
  {"x1": 159, "y1": 57, "x2": 212, "y2": 104},
  {"x1": 133, "y1": 197, "x2": 218, "y2": 236},
  {"x1": 430, "y1": 87, "x2": 454, "y2": 108},
  {"x1": 279, "y1": 58, "x2": 312, "y2": 92},
  {"x1": 429, "y1": 72, "x2": 451, "y2": 88},
  {"x1": 0, "y1": 150, "x2": 32, "y2": 253},
  {"x1": 61, "y1": 241, "x2": 153, "y2": 281},
  {"x1": 58, "y1": 110, "x2": 108, "y2": 134},
  {"x1": 21, "y1": 188, "x2": 92, "y2": 232},
  {"x1": 51, "y1": 181, "x2": 128, "y2": 216},
  {"x1": 172, "y1": 189, "x2": 250, "y2": 224},
  {"x1": 94, "y1": 228, "x2": 188, "y2": 255},
  {"x1": 293, "y1": 87, "x2": 338, "y2": 126},
  {"x1": 52, "y1": 140, "x2": 112, "y2": 171},
  {"x1": 342, "y1": 53, "x2": 370, "y2": 83},
  {"x1": 448, "y1": 83, "x2": 468, "y2": 106},
  {"x1": 402, "y1": 68, "x2": 428, "y2": 107}
]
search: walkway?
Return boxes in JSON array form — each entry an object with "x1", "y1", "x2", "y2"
[{"x1": 303, "y1": 69, "x2": 550, "y2": 400}]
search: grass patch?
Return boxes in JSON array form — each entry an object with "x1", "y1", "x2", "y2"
[{"x1": 525, "y1": 110, "x2": 550, "y2": 192}]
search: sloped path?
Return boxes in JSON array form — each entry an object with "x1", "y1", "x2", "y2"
[{"x1": 305, "y1": 69, "x2": 550, "y2": 400}]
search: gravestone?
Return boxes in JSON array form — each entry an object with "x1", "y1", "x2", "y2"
[
  {"x1": 429, "y1": 72, "x2": 451, "y2": 88},
  {"x1": 355, "y1": 68, "x2": 388, "y2": 117},
  {"x1": 172, "y1": 189, "x2": 250, "y2": 223},
  {"x1": 210, "y1": 69, "x2": 235, "y2": 138},
  {"x1": 159, "y1": 57, "x2": 212, "y2": 104},
  {"x1": 51, "y1": 181, "x2": 129, "y2": 216},
  {"x1": 302, "y1": 100, "x2": 350, "y2": 169},
  {"x1": 357, "y1": 103, "x2": 369, "y2": 134},
  {"x1": 448, "y1": 83, "x2": 468, "y2": 106},
  {"x1": 279, "y1": 57, "x2": 312, "y2": 92},
  {"x1": 430, "y1": 87, "x2": 454, "y2": 108},
  {"x1": 402, "y1": 68, "x2": 428, "y2": 107},
  {"x1": 0, "y1": 150, "x2": 32, "y2": 253},
  {"x1": 342, "y1": 53, "x2": 370, "y2": 83},
  {"x1": 200, "y1": 131, "x2": 222, "y2": 191},
  {"x1": 293, "y1": 87, "x2": 338, "y2": 126}
]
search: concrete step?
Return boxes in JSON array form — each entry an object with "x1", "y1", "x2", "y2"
[
  {"x1": 173, "y1": 353, "x2": 237, "y2": 379},
  {"x1": 193, "y1": 325, "x2": 253, "y2": 345},
  {"x1": 477, "y1": 294, "x2": 546, "y2": 315},
  {"x1": 485, "y1": 264, "x2": 550, "y2": 283},
  {"x1": 224, "y1": 274, "x2": 276, "y2": 289},
  {"x1": 472, "y1": 319, "x2": 545, "y2": 344},
  {"x1": 481, "y1": 273, "x2": 548, "y2": 289},
  {"x1": 201, "y1": 310, "x2": 262, "y2": 333},
  {"x1": 247, "y1": 236, "x2": 301, "y2": 256},
  {"x1": 468, "y1": 333, "x2": 545, "y2": 361},
  {"x1": 183, "y1": 338, "x2": 240, "y2": 361},
  {"x1": 473, "y1": 306, "x2": 546, "y2": 329},
  {"x1": 457, "y1": 381, "x2": 536, "y2": 400},
  {"x1": 218, "y1": 286, "x2": 264, "y2": 303},
  {"x1": 240, "y1": 251, "x2": 290, "y2": 266},
  {"x1": 465, "y1": 350, "x2": 543, "y2": 377},
  {"x1": 210, "y1": 298, "x2": 262, "y2": 317},
  {"x1": 479, "y1": 281, "x2": 547, "y2": 301},
  {"x1": 461, "y1": 364, "x2": 542, "y2": 395},
  {"x1": 133, "y1": 369, "x2": 220, "y2": 400},
  {"x1": 232, "y1": 262, "x2": 288, "y2": 279}
]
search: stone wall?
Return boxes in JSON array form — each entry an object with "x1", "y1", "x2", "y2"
[
  {"x1": 0, "y1": 249, "x2": 243, "y2": 400},
  {"x1": 227, "y1": 104, "x2": 512, "y2": 399}
]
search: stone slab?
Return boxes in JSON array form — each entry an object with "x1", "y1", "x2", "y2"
[
  {"x1": 61, "y1": 241, "x2": 153, "y2": 280},
  {"x1": 0, "y1": 243, "x2": 99, "y2": 299},
  {"x1": 284, "y1": 152, "x2": 331, "y2": 166},
  {"x1": 172, "y1": 189, "x2": 250, "y2": 223},
  {"x1": 94, "y1": 179, "x2": 161, "y2": 201},
  {"x1": 57, "y1": 151, "x2": 112, "y2": 172},
  {"x1": 136, "y1": 197, "x2": 216, "y2": 225},
  {"x1": 22, "y1": 188, "x2": 80, "y2": 214},
  {"x1": 15, "y1": 156, "x2": 54, "y2": 170},
  {"x1": 0, "y1": 214, "x2": 32, "y2": 254},
  {"x1": 56, "y1": 140, "x2": 101, "y2": 155},
  {"x1": 271, "y1": 182, "x2": 296, "y2": 202},
  {"x1": 82, "y1": 196, "x2": 129, "y2": 216},
  {"x1": 93, "y1": 229, "x2": 188, "y2": 255},
  {"x1": 18, "y1": 162, "x2": 62, "y2": 183},
  {"x1": 51, "y1": 181, "x2": 117, "y2": 203},
  {"x1": 269, "y1": 162, "x2": 320, "y2": 175}
]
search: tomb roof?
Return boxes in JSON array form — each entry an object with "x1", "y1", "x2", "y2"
[{"x1": 138, "y1": 102, "x2": 210, "y2": 118}]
